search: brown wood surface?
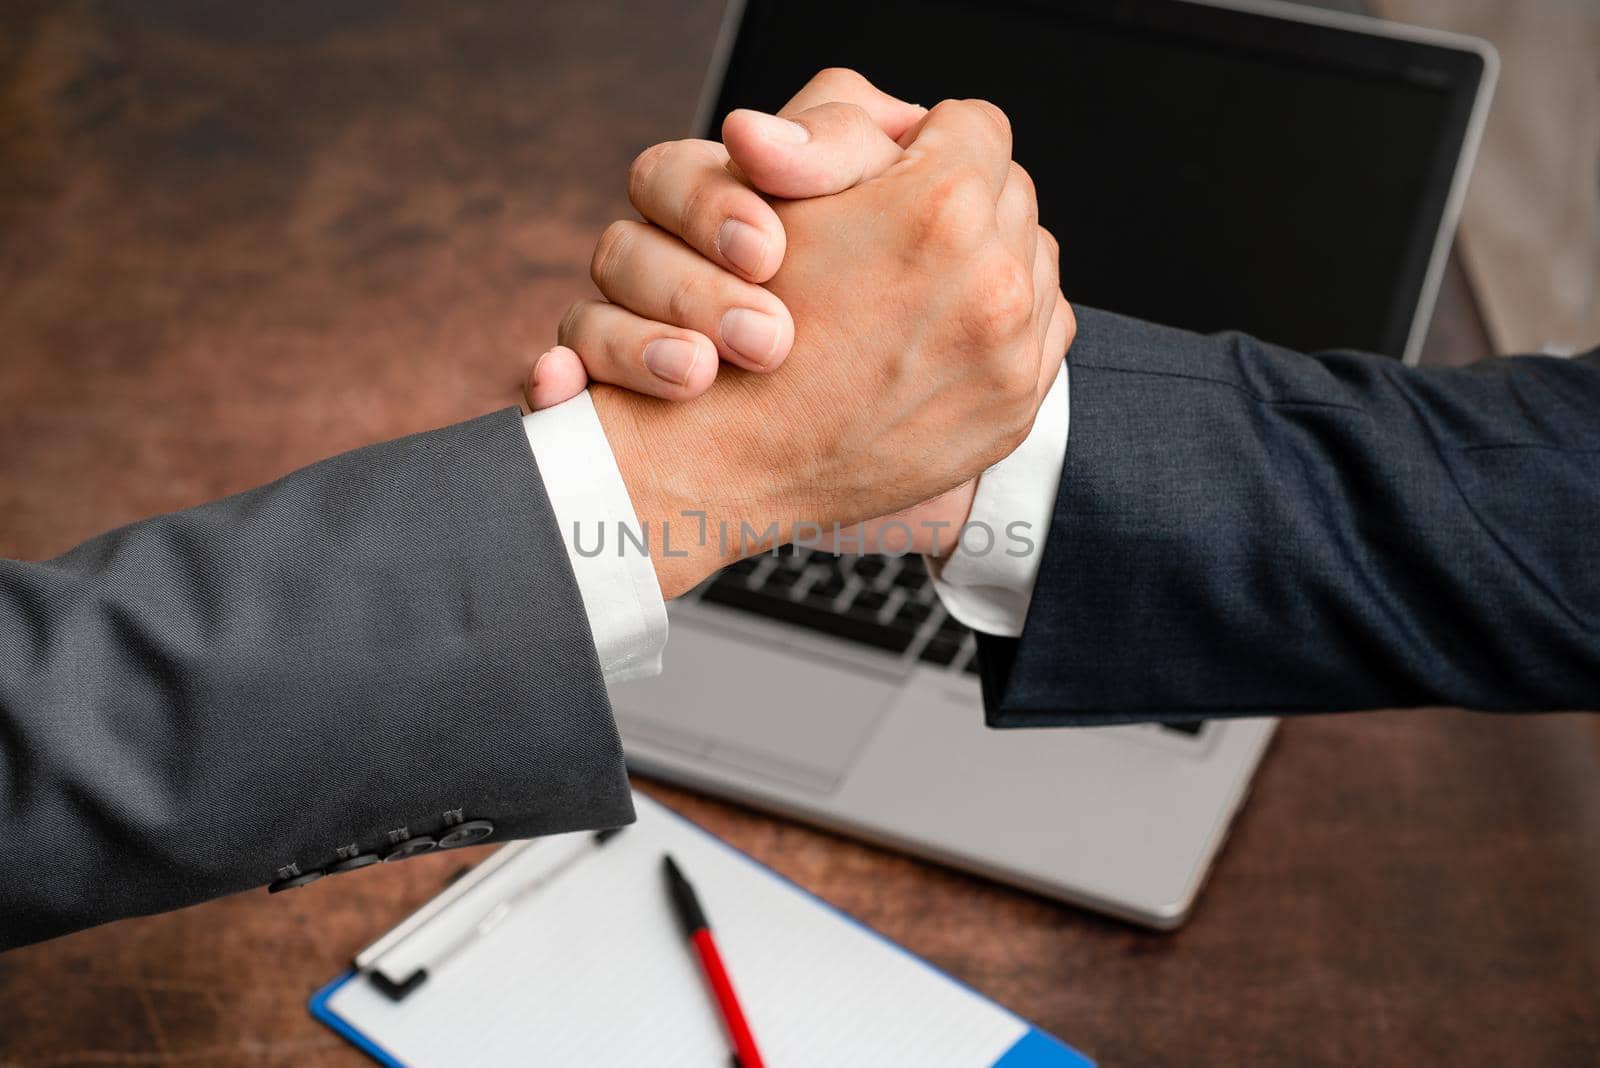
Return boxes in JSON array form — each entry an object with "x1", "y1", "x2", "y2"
[{"x1": 1, "y1": 3, "x2": 1597, "y2": 1065}]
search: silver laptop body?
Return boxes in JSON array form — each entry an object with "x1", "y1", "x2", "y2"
[
  {"x1": 612, "y1": 0, "x2": 1494, "y2": 929},
  {"x1": 613, "y1": 566, "x2": 1272, "y2": 928}
]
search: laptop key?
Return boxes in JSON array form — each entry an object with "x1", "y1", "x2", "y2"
[
  {"x1": 764, "y1": 567, "x2": 801, "y2": 593},
  {"x1": 810, "y1": 571, "x2": 847, "y2": 599},
  {"x1": 895, "y1": 600, "x2": 934, "y2": 626},
  {"x1": 853, "y1": 589, "x2": 890, "y2": 615},
  {"x1": 853, "y1": 557, "x2": 885, "y2": 580},
  {"x1": 893, "y1": 567, "x2": 928, "y2": 591}
]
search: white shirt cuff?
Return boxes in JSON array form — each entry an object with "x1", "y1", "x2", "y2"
[
  {"x1": 929, "y1": 361, "x2": 1069, "y2": 637},
  {"x1": 521, "y1": 392, "x2": 668, "y2": 683}
]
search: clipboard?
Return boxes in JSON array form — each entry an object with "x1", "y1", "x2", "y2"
[{"x1": 311, "y1": 792, "x2": 1093, "y2": 1067}]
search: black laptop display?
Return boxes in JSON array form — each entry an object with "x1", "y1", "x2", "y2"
[{"x1": 701, "y1": 0, "x2": 1492, "y2": 359}]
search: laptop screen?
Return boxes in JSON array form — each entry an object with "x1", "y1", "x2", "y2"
[{"x1": 703, "y1": 0, "x2": 1488, "y2": 357}]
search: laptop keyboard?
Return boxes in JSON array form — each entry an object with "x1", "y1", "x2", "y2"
[
  {"x1": 694, "y1": 549, "x2": 1209, "y2": 741},
  {"x1": 695, "y1": 548, "x2": 980, "y2": 673}
]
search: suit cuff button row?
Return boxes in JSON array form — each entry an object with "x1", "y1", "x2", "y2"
[
  {"x1": 268, "y1": 818, "x2": 495, "y2": 893},
  {"x1": 438, "y1": 819, "x2": 495, "y2": 848},
  {"x1": 268, "y1": 870, "x2": 323, "y2": 892},
  {"x1": 382, "y1": 836, "x2": 437, "y2": 862}
]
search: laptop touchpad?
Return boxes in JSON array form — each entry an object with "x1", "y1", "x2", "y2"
[{"x1": 608, "y1": 618, "x2": 898, "y2": 794}]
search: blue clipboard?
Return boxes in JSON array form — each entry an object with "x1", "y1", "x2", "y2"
[{"x1": 311, "y1": 795, "x2": 1094, "y2": 1067}]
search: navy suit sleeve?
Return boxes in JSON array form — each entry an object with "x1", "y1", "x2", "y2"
[{"x1": 979, "y1": 308, "x2": 1600, "y2": 727}]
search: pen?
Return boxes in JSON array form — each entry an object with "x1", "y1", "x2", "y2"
[{"x1": 663, "y1": 853, "x2": 766, "y2": 1068}]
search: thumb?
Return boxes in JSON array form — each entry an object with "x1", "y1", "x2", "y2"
[
  {"x1": 525, "y1": 345, "x2": 589, "y2": 411},
  {"x1": 722, "y1": 101, "x2": 907, "y2": 200}
]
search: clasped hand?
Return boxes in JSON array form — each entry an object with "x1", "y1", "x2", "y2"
[{"x1": 528, "y1": 69, "x2": 1071, "y2": 597}]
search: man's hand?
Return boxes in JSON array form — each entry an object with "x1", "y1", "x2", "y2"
[
  {"x1": 527, "y1": 70, "x2": 933, "y2": 409},
  {"x1": 537, "y1": 71, "x2": 1070, "y2": 597}
]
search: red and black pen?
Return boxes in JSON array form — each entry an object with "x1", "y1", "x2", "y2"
[{"x1": 663, "y1": 853, "x2": 767, "y2": 1068}]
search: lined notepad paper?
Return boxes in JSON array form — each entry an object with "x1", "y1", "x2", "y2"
[{"x1": 315, "y1": 793, "x2": 1089, "y2": 1067}]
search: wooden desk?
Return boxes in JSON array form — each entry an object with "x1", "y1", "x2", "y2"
[{"x1": 1, "y1": 3, "x2": 1596, "y2": 1064}]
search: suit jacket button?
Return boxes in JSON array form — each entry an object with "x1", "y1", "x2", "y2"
[
  {"x1": 438, "y1": 819, "x2": 495, "y2": 849},
  {"x1": 382, "y1": 836, "x2": 437, "y2": 862},
  {"x1": 328, "y1": 853, "x2": 382, "y2": 874},
  {"x1": 268, "y1": 870, "x2": 324, "y2": 893}
]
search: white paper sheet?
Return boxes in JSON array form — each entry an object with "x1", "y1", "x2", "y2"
[{"x1": 323, "y1": 794, "x2": 1039, "y2": 1067}]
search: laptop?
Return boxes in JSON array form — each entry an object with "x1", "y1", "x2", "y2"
[{"x1": 611, "y1": 0, "x2": 1495, "y2": 929}]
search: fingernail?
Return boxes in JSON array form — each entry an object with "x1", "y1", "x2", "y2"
[
  {"x1": 748, "y1": 111, "x2": 809, "y2": 144},
  {"x1": 720, "y1": 308, "x2": 781, "y2": 368},
  {"x1": 717, "y1": 218, "x2": 768, "y2": 277},
  {"x1": 642, "y1": 337, "x2": 699, "y2": 385},
  {"x1": 531, "y1": 347, "x2": 556, "y2": 386}
]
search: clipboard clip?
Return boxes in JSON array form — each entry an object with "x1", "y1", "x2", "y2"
[{"x1": 353, "y1": 827, "x2": 625, "y2": 1002}]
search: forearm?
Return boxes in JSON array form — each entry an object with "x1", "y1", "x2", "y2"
[{"x1": 0, "y1": 409, "x2": 632, "y2": 950}]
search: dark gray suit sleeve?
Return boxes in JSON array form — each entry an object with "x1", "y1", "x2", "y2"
[
  {"x1": 0, "y1": 407, "x2": 633, "y2": 950},
  {"x1": 979, "y1": 308, "x2": 1600, "y2": 727}
]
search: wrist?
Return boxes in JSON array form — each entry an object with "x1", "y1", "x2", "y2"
[
  {"x1": 590, "y1": 385, "x2": 760, "y2": 599},
  {"x1": 917, "y1": 480, "x2": 980, "y2": 559}
]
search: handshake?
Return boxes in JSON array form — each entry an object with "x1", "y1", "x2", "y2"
[
  {"x1": 5, "y1": 63, "x2": 1590, "y2": 957},
  {"x1": 526, "y1": 69, "x2": 1072, "y2": 599}
]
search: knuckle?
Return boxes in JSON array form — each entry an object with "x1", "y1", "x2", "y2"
[
  {"x1": 812, "y1": 66, "x2": 868, "y2": 95},
  {"x1": 830, "y1": 101, "x2": 877, "y2": 168},
  {"x1": 1010, "y1": 349, "x2": 1042, "y2": 403},
  {"x1": 912, "y1": 171, "x2": 993, "y2": 252},
  {"x1": 981, "y1": 408, "x2": 1031, "y2": 467},
  {"x1": 971, "y1": 254, "x2": 1034, "y2": 338},
  {"x1": 1008, "y1": 161, "x2": 1037, "y2": 208},
  {"x1": 666, "y1": 273, "x2": 711, "y2": 327},
  {"x1": 930, "y1": 98, "x2": 1011, "y2": 144},
  {"x1": 590, "y1": 220, "x2": 636, "y2": 287},
  {"x1": 1004, "y1": 406, "x2": 1035, "y2": 451},
  {"x1": 968, "y1": 98, "x2": 1011, "y2": 141},
  {"x1": 925, "y1": 98, "x2": 966, "y2": 127},
  {"x1": 1037, "y1": 231, "x2": 1062, "y2": 291},
  {"x1": 835, "y1": 100, "x2": 874, "y2": 141},
  {"x1": 1038, "y1": 224, "x2": 1060, "y2": 260},
  {"x1": 678, "y1": 176, "x2": 723, "y2": 241},
  {"x1": 627, "y1": 142, "x2": 673, "y2": 208},
  {"x1": 995, "y1": 356, "x2": 1040, "y2": 436},
  {"x1": 682, "y1": 137, "x2": 726, "y2": 164},
  {"x1": 557, "y1": 300, "x2": 594, "y2": 345}
]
